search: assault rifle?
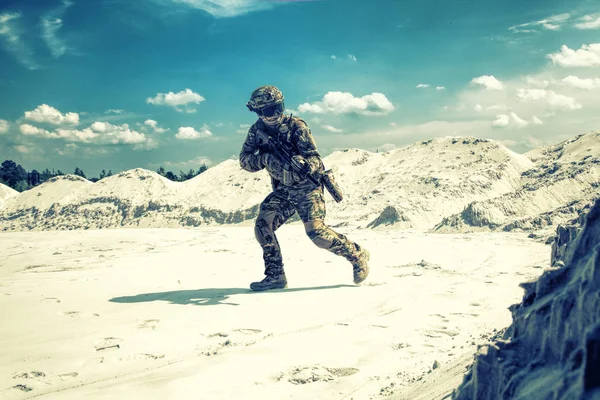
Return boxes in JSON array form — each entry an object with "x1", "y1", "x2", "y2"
[{"x1": 256, "y1": 128, "x2": 343, "y2": 202}]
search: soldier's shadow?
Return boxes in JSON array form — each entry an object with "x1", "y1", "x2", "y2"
[{"x1": 109, "y1": 284, "x2": 356, "y2": 307}]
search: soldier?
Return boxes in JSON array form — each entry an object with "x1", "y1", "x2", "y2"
[{"x1": 239, "y1": 85, "x2": 370, "y2": 291}]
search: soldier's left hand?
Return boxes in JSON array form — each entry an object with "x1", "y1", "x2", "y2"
[{"x1": 291, "y1": 155, "x2": 308, "y2": 174}]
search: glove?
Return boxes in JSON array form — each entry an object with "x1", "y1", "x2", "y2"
[
  {"x1": 290, "y1": 155, "x2": 309, "y2": 183},
  {"x1": 260, "y1": 152, "x2": 276, "y2": 168}
]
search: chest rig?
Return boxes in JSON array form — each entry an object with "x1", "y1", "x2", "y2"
[{"x1": 257, "y1": 115, "x2": 299, "y2": 154}]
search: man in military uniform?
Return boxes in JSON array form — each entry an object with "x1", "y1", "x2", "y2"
[{"x1": 239, "y1": 85, "x2": 370, "y2": 291}]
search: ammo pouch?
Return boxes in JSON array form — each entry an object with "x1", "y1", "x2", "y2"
[{"x1": 322, "y1": 169, "x2": 343, "y2": 203}]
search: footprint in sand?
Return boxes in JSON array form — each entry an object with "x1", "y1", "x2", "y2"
[
  {"x1": 42, "y1": 297, "x2": 61, "y2": 303},
  {"x1": 424, "y1": 328, "x2": 460, "y2": 338},
  {"x1": 58, "y1": 311, "x2": 80, "y2": 317},
  {"x1": 12, "y1": 370, "x2": 77, "y2": 387},
  {"x1": 391, "y1": 343, "x2": 411, "y2": 350},
  {"x1": 137, "y1": 319, "x2": 160, "y2": 330},
  {"x1": 95, "y1": 337, "x2": 123, "y2": 351},
  {"x1": 277, "y1": 365, "x2": 359, "y2": 384},
  {"x1": 59, "y1": 372, "x2": 79, "y2": 381},
  {"x1": 431, "y1": 313, "x2": 450, "y2": 323},
  {"x1": 199, "y1": 329, "x2": 263, "y2": 356},
  {"x1": 12, "y1": 384, "x2": 33, "y2": 392},
  {"x1": 13, "y1": 371, "x2": 46, "y2": 379}
]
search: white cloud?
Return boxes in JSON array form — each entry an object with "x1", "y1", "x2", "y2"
[
  {"x1": 170, "y1": 0, "x2": 275, "y2": 18},
  {"x1": 547, "y1": 43, "x2": 600, "y2": 67},
  {"x1": 376, "y1": 143, "x2": 397, "y2": 152},
  {"x1": 561, "y1": 75, "x2": 600, "y2": 89},
  {"x1": 143, "y1": 119, "x2": 167, "y2": 133},
  {"x1": 492, "y1": 112, "x2": 529, "y2": 128},
  {"x1": 574, "y1": 14, "x2": 600, "y2": 30},
  {"x1": 56, "y1": 143, "x2": 77, "y2": 156},
  {"x1": 389, "y1": 122, "x2": 397, "y2": 127},
  {"x1": 0, "y1": 119, "x2": 9, "y2": 134},
  {"x1": 215, "y1": 122, "x2": 224, "y2": 127},
  {"x1": 298, "y1": 103, "x2": 325, "y2": 114},
  {"x1": 24, "y1": 104, "x2": 80, "y2": 125},
  {"x1": 164, "y1": 156, "x2": 213, "y2": 168},
  {"x1": 134, "y1": 138, "x2": 158, "y2": 151},
  {"x1": 0, "y1": 12, "x2": 38, "y2": 70},
  {"x1": 105, "y1": 109, "x2": 124, "y2": 114},
  {"x1": 14, "y1": 145, "x2": 35, "y2": 154},
  {"x1": 175, "y1": 124, "x2": 212, "y2": 140},
  {"x1": 348, "y1": 54, "x2": 357, "y2": 62},
  {"x1": 471, "y1": 75, "x2": 504, "y2": 90},
  {"x1": 236, "y1": 123, "x2": 251, "y2": 134},
  {"x1": 41, "y1": 0, "x2": 73, "y2": 58},
  {"x1": 436, "y1": 86, "x2": 446, "y2": 90},
  {"x1": 323, "y1": 124, "x2": 343, "y2": 133},
  {"x1": 297, "y1": 91, "x2": 395, "y2": 116},
  {"x1": 20, "y1": 120, "x2": 155, "y2": 150},
  {"x1": 416, "y1": 84, "x2": 429, "y2": 88},
  {"x1": 20, "y1": 124, "x2": 54, "y2": 138},
  {"x1": 509, "y1": 13, "x2": 571, "y2": 33},
  {"x1": 474, "y1": 104, "x2": 483, "y2": 112},
  {"x1": 525, "y1": 76, "x2": 553, "y2": 88},
  {"x1": 516, "y1": 88, "x2": 582, "y2": 110},
  {"x1": 447, "y1": 59, "x2": 600, "y2": 151},
  {"x1": 330, "y1": 55, "x2": 336, "y2": 60},
  {"x1": 146, "y1": 88, "x2": 205, "y2": 113}
]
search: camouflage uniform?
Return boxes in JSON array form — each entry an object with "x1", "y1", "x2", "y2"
[{"x1": 240, "y1": 114, "x2": 369, "y2": 288}]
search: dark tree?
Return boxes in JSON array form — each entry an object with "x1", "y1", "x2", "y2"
[
  {"x1": 73, "y1": 167, "x2": 86, "y2": 178},
  {"x1": 1, "y1": 160, "x2": 27, "y2": 187},
  {"x1": 156, "y1": 166, "x2": 166, "y2": 177},
  {"x1": 28, "y1": 169, "x2": 41, "y2": 186},
  {"x1": 197, "y1": 164, "x2": 208, "y2": 175},
  {"x1": 14, "y1": 180, "x2": 30, "y2": 192},
  {"x1": 40, "y1": 168, "x2": 53, "y2": 183},
  {"x1": 99, "y1": 169, "x2": 107, "y2": 179},
  {"x1": 106, "y1": 170, "x2": 112, "y2": 177},
  {"x1": 165, "y1": 171, "x2": 177, "y2": 181}
]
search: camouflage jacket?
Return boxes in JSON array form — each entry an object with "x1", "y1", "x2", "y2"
[{"x1": 239, "y1": 115, "x2": 324, "y2": 191}]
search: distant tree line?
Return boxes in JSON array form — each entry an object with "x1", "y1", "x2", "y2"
[{"x1": 0, "y1": 159, "x2": 209, "y2": 193}]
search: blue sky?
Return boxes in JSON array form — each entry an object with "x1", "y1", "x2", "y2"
[{"x1": 1, "y1": 0, "x2": 599, "y2": 177}]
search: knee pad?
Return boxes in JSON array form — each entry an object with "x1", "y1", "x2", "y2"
[
  {"x1": 255, "y1": 218, "x2": 273, "y2": 246},
  {"x1": 304, "y1": 220, "x2": 333, "y2": 249}
]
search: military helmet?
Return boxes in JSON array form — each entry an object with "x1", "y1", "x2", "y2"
[{"x1": 246, "y1": 85, "x2": 285, "y2": 117}]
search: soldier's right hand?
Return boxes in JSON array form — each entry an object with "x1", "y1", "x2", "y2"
[{"x1": 260, "y1": 152, "x2": 282, "y2": 170}]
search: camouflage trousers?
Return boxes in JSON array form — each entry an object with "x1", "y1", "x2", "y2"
[{"x1": 254, "y1": 185, "x2": 361, "y2": 277}]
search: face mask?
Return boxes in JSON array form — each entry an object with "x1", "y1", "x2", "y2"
[{"x1": 260, "y1": 113, "x2": 284, "y2": 127}]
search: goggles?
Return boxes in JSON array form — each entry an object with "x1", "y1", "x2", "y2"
[{"x1": 247, "y1": 102, "x2": 285, "y2": 117}]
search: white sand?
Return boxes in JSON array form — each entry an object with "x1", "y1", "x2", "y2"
[{"x1": 0, "y1": 225, "x2": 549, "y2": 399}]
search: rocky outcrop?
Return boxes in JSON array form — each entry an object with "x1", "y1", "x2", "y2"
[
  {"x1": 451, "y1": 198, "x2": 600, "y2": 400},
  {"x1": 367, "y1": 205, "x2": 409, "y2": 228},
  {"x1": 435, "y1": 131, "x2": 600, "y2": 234}
]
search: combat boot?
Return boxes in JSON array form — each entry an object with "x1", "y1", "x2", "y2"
[
  {"x1": 250, "y1": 274, "x2": 288, "y2": 291},
  {"x1": 352, "y1": 244, "x2": 370, "y2": 284}
]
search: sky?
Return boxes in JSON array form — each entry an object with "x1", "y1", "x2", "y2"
[{"x1": 0, "y1": 0, "x2": 599, "y2": 177}]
